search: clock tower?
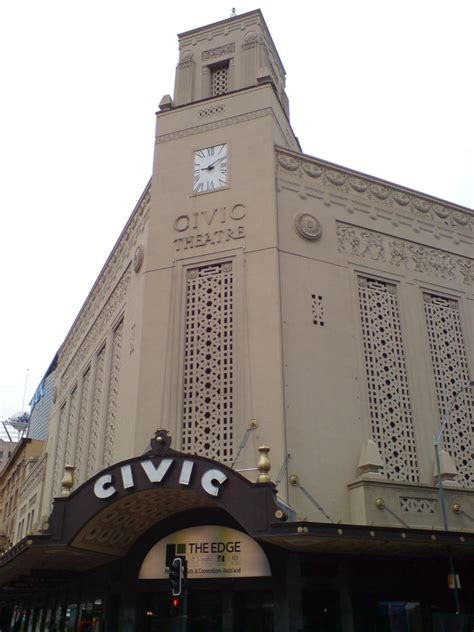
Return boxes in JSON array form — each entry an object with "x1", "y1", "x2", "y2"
[{"x1": 136, "y1": 10, "x2": 299, "y2": 478}]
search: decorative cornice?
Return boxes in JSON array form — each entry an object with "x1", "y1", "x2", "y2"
[
  {"x1": 58, "y1": 185, "x2": 150, "y2": 376},
  {"x1": 276, "y1": 149, "x2": 473, "y2": 232},
  {"x1": 179, "y1": 10, "x2": 285, "y2": 77},
  {"x1": 156, "y1": 108, "x2": 273, "y2": 144},
  {"x1": 157, "y1": 107, "x2": 298, "y2": 151},
  {"x1": 337, "y1": 222, "x2": 474, "y2": 286}
]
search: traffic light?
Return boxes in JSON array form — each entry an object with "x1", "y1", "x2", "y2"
[{"x1": 169, "y1": 558, "x2": 183, "y2": 596}]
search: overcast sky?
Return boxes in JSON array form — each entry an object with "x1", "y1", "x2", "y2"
[{"x1": 0, "y1": 0, "x2": 472, "y2": 425}]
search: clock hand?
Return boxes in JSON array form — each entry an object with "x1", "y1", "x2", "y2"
[{"x1": 206, "y1": 156, "x2": 225, "y2": 169}]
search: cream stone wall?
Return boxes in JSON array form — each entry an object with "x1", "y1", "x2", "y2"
[
  {"x1": 41, "y1": 184, "x2": 151, "y2": 518},
  {"x1": 136, "y1": 74, "x2": 297, "y2": 476},
  {"x1": 276, "y1": 147, "x2": 474, "y2": 526},
  {"x1": 36, "y1": 9, "x2": 474, "y2": 538},
  {"x1": 174, "y1": 10, "x2": 290, "y2": 119}
]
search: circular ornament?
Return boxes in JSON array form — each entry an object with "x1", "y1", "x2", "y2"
[
  {"x1": 180, "y1": 50, "x2": 193, "y2": 62},
  {"x1": 326, "y1": 170, "x2": 346, "y2": 186},
  {"x1": 412, "y1": 197, "x2": 431, "y2": 213},
  {"x1": 302, "y1": 162, "x2": 323, "y2": 178},
  {"x1": 432, "y1": 204, "x2": 450, "y2": 219},
  {"x1": 277, "y1": 154, "x2": 300, "y2": 171},
  {"x1": 452, "y1": 211, "x2": 469, "y2": 226},
  {"x1": 370, "y1": 184, "x2": 390, "y2": 200},
  {"x1": 133, "y1": 244, "x2": 144, "y2": 272},
  {"x1": 294, "y1": 213, "x2": 322, "y2": 241},
  {"x1": 392, "y1": 190, "x2": 410, "y2": 206},
  {"x1": 348, "y1": 176, "x2": 368, "y2": 192},
  {"x1": 244, "y1": 30, "x2": 258, "y2": 43}
]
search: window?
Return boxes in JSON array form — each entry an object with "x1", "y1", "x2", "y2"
[{"x1": 211, "y1": 63, "x2": 229, "y2": 96}]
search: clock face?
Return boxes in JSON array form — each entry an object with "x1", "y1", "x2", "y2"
[{"x1": 193, "y1": 144, "x2": 228, "y2": 193}]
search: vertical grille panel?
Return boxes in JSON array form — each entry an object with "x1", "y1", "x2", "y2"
[
  {"x1": 358, "y1": 277, "x2": 419, "y2": 482},
  {"x1": 182, "y1": 262, "x2": 234, "y2": 462},
  {"x1": 74, "y1": 367, "x2": 90, "y2": 487},
  {"x1": 211, "y1": 66, "x2": 228, "y2": 96},
  {"x1": 424, "y1": 293, "x2": 474, "y2": 487},
  {"x1": 103, "y1": 318, "x2": 124, "y2": 468}
]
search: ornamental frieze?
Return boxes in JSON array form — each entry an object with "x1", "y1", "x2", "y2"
[
  {"x1": 277, "y1": 150, "x2": 473, "y2": 232},
  {"x1": 202, "y1": 43, "x2": 235, "y2": 61},
  {"x1": 337, "y1": 223, "x2": 473, "y2": 286},
  {"x1": 60, "y1": 266, "x2": 131, "y2": 393}
]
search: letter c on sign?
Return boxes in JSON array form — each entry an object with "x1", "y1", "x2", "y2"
[
  {"x1": 94, "y1": 474, "x2": 117, "y2": 499},
  {"x1": 174, "y1": 215, "x2": 190, "y2": 232},
  {"x1": 201, "y1": 469, "x2": 227, "y2": 497}
]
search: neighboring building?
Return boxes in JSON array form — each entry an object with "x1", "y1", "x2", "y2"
[
  {"x1": 27, "y1": 356, "x2": 57, "y2": 442},
  {"x1": 0, "y1": 9, "x2": 473, "y2": 632},
  {"x1": 0, "y1": 439, "x2": 45, "y2": 549},
  {"x1": 0, "y1": 440, "x2": 16, "y2": 473}
]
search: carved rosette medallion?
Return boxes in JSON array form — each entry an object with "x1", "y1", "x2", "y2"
[
  {"x1": 349, "y1": 177, "x2": 368, "y2": 192},
  {"x1": 433, "y1": 204, "x2": 450, "y2": 219},
  {"x1": 326, "y1": 170, "x2": 346, "y2": 186},
  {"x1": 244, "y1": 30, "x2": 258, "y2": 43},
  {"x1": 453, "y1": 211, "x2": 469, "y2": 226},
  {"x1": 278, "y1": 154, "x2": 300, "y2": 171},
  {"x1": 294, "y1": 213, "x2": 322, "y2": 241},
  {"x1": 133, "y1": 244, "x2": 144, "y2": 273},
  {"x1": 393, "y1": 191, "x2": 410, "y2": 206},
  {"x1": 302, "y1": 162, "x2": 323, "y2": 178},
  {"x1": 370, "y1": 184, "x2": 390, "y2": 200}
]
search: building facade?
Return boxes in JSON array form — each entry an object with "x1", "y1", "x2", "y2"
[
  {"x1": 0, "y1": 439, "x2": 45, "y2": 551},
  {"x1": 0, "y1": 442, "x2": 16, "y2": 474},
  {"x1": 27, "y1": 357, "x2": 57, "y2": 442},
  {"x1": 0, "y1": 9, "x2": 473, "y2": 632}
]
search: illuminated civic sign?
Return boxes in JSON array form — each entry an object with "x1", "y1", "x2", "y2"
[{"x1": 139, "y1": 525, "x2": 271, "y2": 580}]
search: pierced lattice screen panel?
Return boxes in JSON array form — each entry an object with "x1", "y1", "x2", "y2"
[
  {"x1": 86, "y1": 345, "x2": 106, "y2": 479},
  {"x1": 64, "y1": 386, "x2": 78, "y2": 469},
  {"x1": 311, "y1": 294, "x2": 325, "y2": 326},
  {"x1": 358, "y1": 277, "x2": 419, "y2": 482},
  {"x1": 424, "y1": 293, "x2": 474, "y2": 487},
  {"x1": 211, "y1": 66, "x2": 228, "y2": 96},
  {"x1": 74, "y1": 367, "x2": 90, "y2": 488},
  {"x1": 182, "y1": 262, "x2": 234, "y2": 462},
  {"x1": 103, "y1": 318, "x2": 124, "y2": 468},
  {"x1": 53, "y1": 403, "x2": 67, "y2": 496}
]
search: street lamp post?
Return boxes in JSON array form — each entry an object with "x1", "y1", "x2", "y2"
[{"x1": 433, "y1": 379, "x2": 474, "y2": 615}]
